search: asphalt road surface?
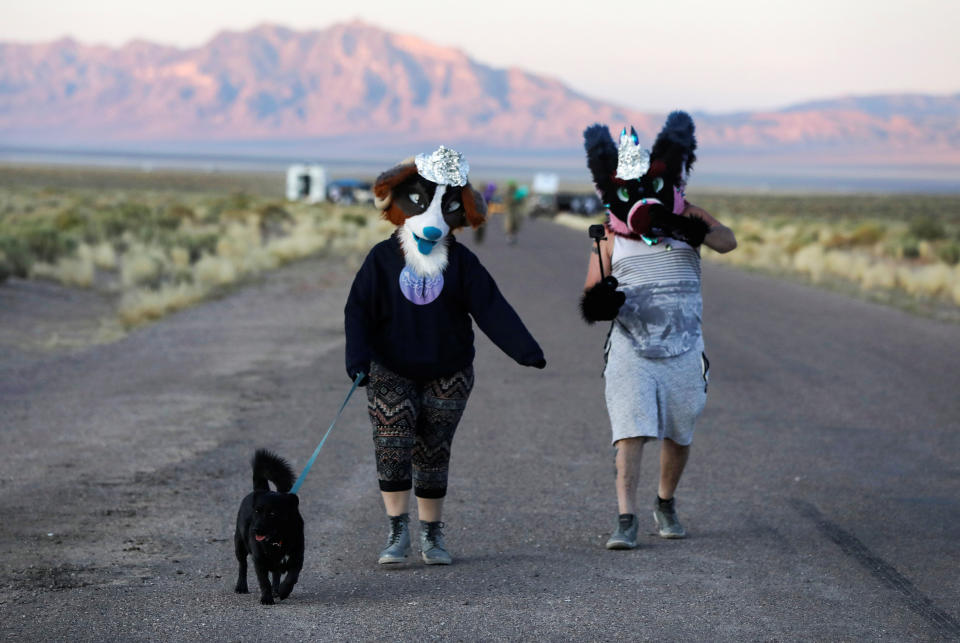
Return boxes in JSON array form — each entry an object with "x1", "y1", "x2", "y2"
[{"x1": 1, "y1": 218, "x2": 958, "y2": 641}]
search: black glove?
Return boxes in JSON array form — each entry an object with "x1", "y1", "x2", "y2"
[
  {"x1": 528, "y1": 358, "x2": 546, "y2": 369},
  {"x1": 580, "y1": 276, "x2": 625, "y2": 323},
  {"x1": 654, "y1": 212, "x2": 710, "y2": 247}
]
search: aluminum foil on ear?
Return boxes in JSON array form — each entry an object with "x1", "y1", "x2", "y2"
[
  {"x1": 615, "y1": 126, "x2": 650, "y2": 180},
  {"x1": 415, "y1": 146, "x2": 470, "y2": 187}
]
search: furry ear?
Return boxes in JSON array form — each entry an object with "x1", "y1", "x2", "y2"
[
  {"x1": 583, "y1": 124, "x2": 619, "y2": 197},
  {"x1": 650, "y1": 111, "x2": 697, "y2": 179},
  {"x1": 462, "y1": 183, "x2": 487, "y2": 229},
  {"x1": 373, "y1": 161, "x2": 418, "y2": 212}
]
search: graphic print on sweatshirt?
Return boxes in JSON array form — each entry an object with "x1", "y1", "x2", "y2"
[{"x1": 399, "y1": 265, "x2": 444, "y2": 305}]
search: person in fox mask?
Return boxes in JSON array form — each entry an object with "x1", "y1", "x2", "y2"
[
  {"x1": 345, "y1": 145, "x2": 545, "y2": 565},
  {"x1": 580, "y1": 112, "x2": 737, "y2": 549}
]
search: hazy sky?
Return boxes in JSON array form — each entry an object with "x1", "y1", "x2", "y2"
[{"x1": 2, "y1": 0, "x2": 957, "y2": 113}]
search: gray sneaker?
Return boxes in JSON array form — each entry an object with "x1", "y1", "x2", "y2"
[
  {"x1": 378, "y1": 513, "x2": 410, "y2": 564},
  {"x1": 419, "y1": 520, "x2": 452, "y2": 565},
  {"x1": 653, "y1": 498, "x2": 687, "y2": 539},
  {"x1": 605, "y1": 514, "x2": 639, "y2": 549}
]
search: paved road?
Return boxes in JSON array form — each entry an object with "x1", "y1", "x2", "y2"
[{"x1": 1, "y1": 218, "x2": 958, "y2": 640}]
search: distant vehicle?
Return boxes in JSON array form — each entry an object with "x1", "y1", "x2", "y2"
[
  {"x1": 327, "y1": 179, "x2": 374, "y2": 205},
  {"x1": 529, "y1": 172, "x2": 560, "y2": 218},
  {"x1": 286, "y1": 164, "x2": 327, "y2": 203},
  {"x1": 557, "y1": 192, "x2": 603, "y2": 215}
]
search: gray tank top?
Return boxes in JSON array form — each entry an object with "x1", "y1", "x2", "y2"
[{"x1": 610, "y1": 234, "x2": 703, "y2": 358}]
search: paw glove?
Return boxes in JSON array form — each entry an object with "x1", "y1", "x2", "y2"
[
  {"x1": 580, "y1": 276, "x2": 625, "y2": 323},
  {"x1": 656, "y1": 213, "x2": 711, "y2": 247}
]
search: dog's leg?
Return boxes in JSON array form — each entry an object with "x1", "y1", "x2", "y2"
[
  {"x1": 271, "y1": 570, "x2": 281, "y2": 595},
  {"x1": 252, "y1": 558, "x2": 274, "y2": 605},
  {"x1": 277, "y1": 548, "x2": 303, "y2": 600},
  {"x1": 234, "y1": 532, "x2": 249, "y2": 594}
]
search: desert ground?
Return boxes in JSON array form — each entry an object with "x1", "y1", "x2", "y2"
[{"x1": 1, "y1": 198, "x2": 958, "y2": 640}]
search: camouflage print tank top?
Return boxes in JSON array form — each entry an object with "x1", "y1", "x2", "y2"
[{"x1": 610, "y1": 234, "x2": 703, "y2": 358}]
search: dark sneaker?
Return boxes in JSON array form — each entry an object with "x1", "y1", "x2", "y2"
[
  {"x1": 419, "y1": 520, "x2": 452, "y2": 565},
  {"x1": 378, "y1": 513, "x2": 410, "y2": 564},
  {"x1": 605, "y1": 513, "x2": 638, "y2": 549},
  {"x1": 653, "y1": 498, "x2": 686, "y2": 539}
]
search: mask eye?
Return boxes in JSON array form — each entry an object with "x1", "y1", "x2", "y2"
[
  {"x1": 446, "y1": 200, "x2": 460, "y2": 212},
  {"x1": 409, "y1": 192, "x2": 421, "y2": 204},
  {"x1": 651, "y1": 177, "x2": 664, "y2": 193},
  {"x1": 617, "y1": 187, "x2": 630, "y2": 202}
]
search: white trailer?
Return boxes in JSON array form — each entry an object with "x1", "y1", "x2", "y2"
[{"x1": 286, "y1": 164, "x2": 327, "y2": 203}]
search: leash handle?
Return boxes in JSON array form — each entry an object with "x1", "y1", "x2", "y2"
[{"x1": 290, "y1": 372, "x2": 365, "y2": 495}]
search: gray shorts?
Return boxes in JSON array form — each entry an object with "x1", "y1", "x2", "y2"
[{"x1": 604, "y1": 329, "x2": 708, "y2": 446}]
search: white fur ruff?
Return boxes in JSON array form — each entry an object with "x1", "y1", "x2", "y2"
[{"x1": 398, "y1": 225, "x2": 449, "y2": 278}]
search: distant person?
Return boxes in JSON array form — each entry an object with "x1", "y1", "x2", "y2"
[
  {"x1": 579, "y1": 113, "x2": 737, "y2": 549},
  {"x1": 504, "y1": 181, "x2": 528, "y2": 245},
  {"x1": 474, "y1": 182, "x2": 498, "y2": 244}
]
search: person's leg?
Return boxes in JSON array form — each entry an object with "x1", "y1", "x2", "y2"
[
  {"x1": 654, "y1": 344, "x2": 706, "y2": 539},
  {"x1": 416, "y1": 497, "x2": 443, "y2": 523},
  {"x1": 614, "y1": 437, "x2": 646, "y2": 515},
  {"x1": 603, "y1": 333, "x2": 659, "y2": 549},
  {"x1": 367, "y1": 364, "x2": 420, "y2": 563},
  {"x1": 658, "y1": 438, "x2": 690, "y2": 500},
  {"x1": 605, "y1": 437, "x2": 646, "y2": 549},
  {"x1": 412, "y1": 366, "x2": 474, "y2": 564},
  {"x1": 382, "y1": 490, "x2": 411, "y2": 516}
]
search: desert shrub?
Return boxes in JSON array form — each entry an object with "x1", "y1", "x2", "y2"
[
  {"x1": 785, "y1": 228, "x2": 819, "y2": 254},
  {"x1": 181, "y1": 232, "x2": 220, "y2": 262},
  {"x1": 937, "y1": 242, "x2": 960, "y2": 266},
  {"x1": 259, "y1": 203, "x2": 294, "y2": 242},
  {"x1": 0, "y1": 236, "x2": 33, "y2": 278},
  {"x1": 908, "y1": 216, "x2": 947, "y2": 241},
  {"x1": 899, "y1": 238, "x2": 921, "y2": 259},
  {"x1": 54, "y1": 208, "x2": 88, "y2": 233},
  {"x1": 20, "y1": 224, "x2": 76, "y2": 263},
  {"x1": 340, "y1": 211, "x2": 368, "y2": 227},
  {"x1": 166, "y1": 204, "x2": 197, "y2": 221},
  {"x1": 848, "y1": 222, "x2": 886, "y2": 246}
]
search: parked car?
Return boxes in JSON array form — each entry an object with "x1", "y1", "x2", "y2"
[
  {"x1": 327, "y1": 179, "x2": 374, "y2": 205},
  {"x1": 557, "y1": 192, "x2": 603, "y2": 215}
]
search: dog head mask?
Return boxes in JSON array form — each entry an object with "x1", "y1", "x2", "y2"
[{"x1": 373, "y1": 146, "x2": 487, "y2": 276}]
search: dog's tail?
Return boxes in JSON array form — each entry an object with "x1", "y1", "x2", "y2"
[{"x1": 251, "y1": 449, "x2": 296, "y2": 493}]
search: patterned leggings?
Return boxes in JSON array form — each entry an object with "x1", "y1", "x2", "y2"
[{"x1": 366, "y1": 362, "x2": 475, "y2": 498}]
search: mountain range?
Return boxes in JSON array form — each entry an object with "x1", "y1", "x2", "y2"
[{"x1": 1, "y1": 21, "x2": 958, "y2": 164}]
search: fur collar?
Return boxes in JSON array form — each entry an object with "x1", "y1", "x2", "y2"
[{"x1": 397, "y1": 226, "x2": 449, "y2": 278}]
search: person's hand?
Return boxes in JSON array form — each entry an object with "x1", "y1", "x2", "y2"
[
  {"x1": 529, "y1": 358, "x2": 546, "y2": 369},
  {"x1": 347, "y1": 366, "x2": 370, "y2": 387},
  {"x1": 656, "y1": 212, "x2": 710, "y2": 247},
  {"x1": 579, "y1": 276, "x2": 625, "y2": 323}
]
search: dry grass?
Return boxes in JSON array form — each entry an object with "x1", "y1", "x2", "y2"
[
  {"x1": 700, "y1": 196, "x2": 960, "y2": 307},
  {"x1": 554, "y1": 191, "x2": 960, "y2": 312},
  {"x1": 1, "y1": 165, "x2": 393, "y2": 327}
]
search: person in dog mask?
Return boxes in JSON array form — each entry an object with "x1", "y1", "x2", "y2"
[
  {"x1": 580, "y1": 113, "x2": 736, "y2": 549},
  {"x1": 345, "y1": 145, "x2": 546, "y2": 565}
]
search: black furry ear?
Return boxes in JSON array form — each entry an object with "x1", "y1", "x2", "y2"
[
  {"x1": 651, "y1": 111, "x2": 697, "y2": 180},
  {"x1": 583, "y1": 124, "x2": 619, "y2": 197}
]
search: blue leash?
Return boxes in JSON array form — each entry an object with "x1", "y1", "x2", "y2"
[{"x1": 290, "y1": 372, "x2": 365, "y2": 495}]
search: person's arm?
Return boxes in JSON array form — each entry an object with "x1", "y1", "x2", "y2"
[
  {"x1": 583, "y1": 234, "x2": 614, "y2": 291},
  {"x1": 343, "y1": 252, "x2": 376, "y2": 384},
  {"x1": 580, "y1": 232, "x2": 624, "y2": 323},
  {"x1": 682, "y1": 203, "x2": 737, "y2": 253},
  {"x1": 464, "y1": 254, "x2": 545, "y2": 368}
]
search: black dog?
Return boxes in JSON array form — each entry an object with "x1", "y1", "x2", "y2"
[{"x1": 234, "y1": 449, "x2": 304, "y2": 605}]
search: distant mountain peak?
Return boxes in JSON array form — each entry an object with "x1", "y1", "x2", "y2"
[{"x1": 0, "y1": 22, "x2": 957, "y2": 159}]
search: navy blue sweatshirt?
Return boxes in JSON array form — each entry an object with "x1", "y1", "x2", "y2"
[{"x1": 344, "y1": 233, "x2": 545, "y2": 381}]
